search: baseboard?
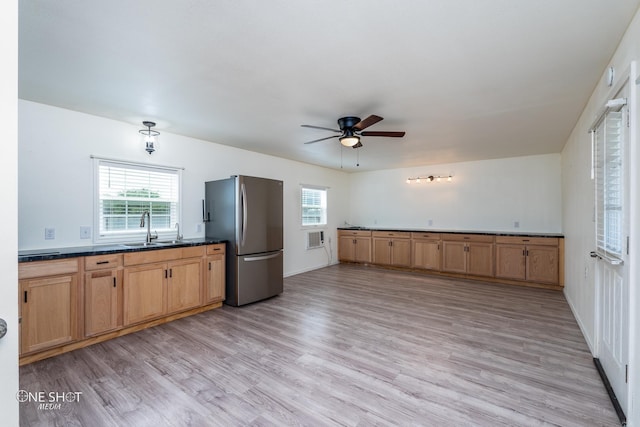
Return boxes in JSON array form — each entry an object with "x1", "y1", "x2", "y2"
[
  {"x1": 563, "y1": 287, "x2": 596, "y2": 354},
  {"x1": 284, "y1": 261, "x2": 340, "y2": 278}
]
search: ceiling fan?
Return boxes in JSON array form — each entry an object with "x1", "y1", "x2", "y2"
[{"x1": 301, "y1": 115, "x2": 405, "y2": 148}]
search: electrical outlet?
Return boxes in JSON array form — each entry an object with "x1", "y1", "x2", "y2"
[
  {"x1": 196, "y1": 223, "x2": 202, "y2": 233},
  {"x1": 44, "y1": 227, "x2": 55, "y2": 240},
  {"x1": 80, "y1": 226, "x2": 91, "y2": 239},
  {"x1": 428, "y1": 219, "x2": 433, "y2": 226},
  {"x1": 514, "y1": 221, "x2": 520, "y2": 228}
]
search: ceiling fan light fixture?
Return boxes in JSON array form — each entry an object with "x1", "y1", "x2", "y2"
[{"x1": 339, "y1": 135, "x2": 360, "y2": 147}]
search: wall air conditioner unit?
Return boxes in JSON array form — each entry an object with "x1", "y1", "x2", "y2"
[{"x1": 306, "y1": 230, "x2": 325, "y2": 250}]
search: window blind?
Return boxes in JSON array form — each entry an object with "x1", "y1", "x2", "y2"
[
  {"x1": 594, "y1": 109, "x2": 624, "y2": 261},
  {"x1": 97, "y1": 160, "x2": 180, "y2": 239},
  {"x1": 301, "y1": 186, "x2": 327, "y2": 226}
]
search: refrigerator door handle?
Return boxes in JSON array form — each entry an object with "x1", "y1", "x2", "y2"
[
  {"x1": 244, "y1": 252, "x2": 282, "y2": 262},
  {"x1": 241, "y1": 182, "x2": 248, "y2": 247}
]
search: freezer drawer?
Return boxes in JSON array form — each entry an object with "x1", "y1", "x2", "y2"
[{"x1": 230, "y1": 250, "x2": 283, "y2": 306}]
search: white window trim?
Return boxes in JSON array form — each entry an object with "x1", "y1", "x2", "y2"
[
  {"x1": 92, "y1": 156, "x2": 183, "y2": 244},
  {"x1": 300, "y1": 184, "x2": 328, "y2": 229}
]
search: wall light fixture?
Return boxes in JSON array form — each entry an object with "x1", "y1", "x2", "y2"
[{"x1": 406, "y1": 175, "x2": 452, "y2": 184}]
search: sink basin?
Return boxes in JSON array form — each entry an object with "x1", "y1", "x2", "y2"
[
  {"x1": 121, "y1": 242, "x2": 161, "y2": 248},
  {"x1": 156, "y1": 240, "x2": 182, "y2": 245}
]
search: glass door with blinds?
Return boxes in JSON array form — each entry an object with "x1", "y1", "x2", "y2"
[{"x1": 591, "y1": 84, "x2": 630, "y2": 417}]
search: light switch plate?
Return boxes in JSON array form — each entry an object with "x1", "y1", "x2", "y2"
[
  {"x1": 44, "y1": 227, "x2": 55, "y2": 240},
  {"x1": 80, "y1": 226, "x2": 91, "y2": 239}
]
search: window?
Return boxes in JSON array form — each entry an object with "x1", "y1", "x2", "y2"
[
  {"x1": 94, "y1": 158, "x2": 181, "y2": 243},
  {"x1": 301, "y1": 185, "x2": 327, "y2": 227},
  {"x1": 593, "y1": 102, "x2": 626, "y2": 261}
]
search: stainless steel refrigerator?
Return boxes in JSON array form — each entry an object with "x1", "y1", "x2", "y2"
[{"x1": 204, "y1": 175, "x2": 283, "y2": 306}]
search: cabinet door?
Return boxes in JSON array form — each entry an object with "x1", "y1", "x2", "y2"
[
  {"x1": 391, "y1": 239, "x2": 411, "y2": 267},
  {"x1": 338, "y1": 236, "x2": 355, "y2": 262},
  {"x1": 467, "y1": 243, "x2": 494, "y2": 277},
  {"x1": 373, "y1": 239, "x2": 391, "y2": 265},
  {"x1": 442, "y1": 241, "x2": 467, "y2": 273},
  {"x1": 20, "y1": 274, "x2": 77, "y2": 354},
  {"x1": 85, "y1": 269, "x2": 120, "y2": 336},
  {"x1": 526, "y1": 245, "x2": 559, "y2": 284},
  {"x1": 123, "y1": 263, "x2": 166, "y2": 326},
  {"x1": 167, "y1": 258, "x2": 203, "y2": 314},
  {"x1": 205, "y1": 254, "x2": 225, "y2": 304},
  {"x1": 354, "y1": 237, "x2": 372, "y2": 263},
  {"x1": 495, "y1": 244, "x2": 526, "y2": 280},
  {"x1": 412, "y1": 240, "x2": 440, "y2": 270}
]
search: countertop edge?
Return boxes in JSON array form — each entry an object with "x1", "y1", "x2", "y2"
[
  {"x1": 18, "y1": 238, "x2": 227, "y2": 263},
  {"x1": 337, "y1": 227, "x2": 564, "y2": 238}
]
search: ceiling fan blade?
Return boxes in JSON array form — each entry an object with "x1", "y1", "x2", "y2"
[
  {"x1": 360, "y1": 131, "x2": 406, "y2": 137},
  {"x1": 301, "y1": 124, "x2": 341, "y2": 133},
  {"x1": 304, "y1": 135, "x2": 340, "y2": 144},
  {"x1": 352, "y1": 141, "x2": 363, "y2": 149},
  {"x1": 353, "y1": 115, "x2": 383, "y2": 131}
]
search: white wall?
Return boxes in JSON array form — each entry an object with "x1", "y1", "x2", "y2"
[
  {"x1": 18, "y1": 100, "x2": 350, "y2": 276},
  {"x1": 561, "y1": 7, "x2": 640, "y2": 425},
  {"x1": 348, "y1": 154, "x2": 562, "y2": 233},
  {"x1": 1, "y1": 0, "x2": 19, "y2": 425}
]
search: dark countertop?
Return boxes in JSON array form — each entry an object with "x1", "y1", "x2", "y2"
[
  {"x1": 18, "y1": 238, "x2": 227, "y2": 262},
  {"x1": 337, "y1": 227, "x2": 564, "y2": 238}
]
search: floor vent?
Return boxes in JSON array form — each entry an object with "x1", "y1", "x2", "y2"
[{"x1": 306, "y1": 230, "x2": 324, "y2": 249}]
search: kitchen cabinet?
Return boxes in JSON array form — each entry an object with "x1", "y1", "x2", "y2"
[
  {"x1": 338, "y1": 230, "x2": 372, "y2": 263},
  {"x1": 204, "y1": 244, "x2": 226, "y2": 304},
  {"x1": 411, "y1": 232, "x2": 441, "y2": 270},
  {"x1": 441, "y1": 234, "x2": 494, "y2": 277},
  {"x1": 495, "y1": 236, "x2": 559, "y2": 284},
  {"x1": 18, "y1": 259, "x2": 80, "y2": 354},
  {"x1": 85, "y1": 254, "x2": 123, "y2": 336},
  {"x1": 123, "y1": 246, "x2": 205, "y2": 326},
  {"x1": 372, "y1": 231, "x2": 411, "y2": 267}
]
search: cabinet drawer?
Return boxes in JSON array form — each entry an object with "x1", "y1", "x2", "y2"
[
  {"x1": 411, "y1": 232, "x2": 441, "y2": 240},
  {"x1": 19, "y1": 258, "x2": 79, "y2": 279},
  {"x1": 338, "y1": 230, "x2": 371, "y2": 237},
  {"x1": 181, "y1": 246, "x2": 205, "y2": 258},
  {"x1": 441, "y1": 234, "x2": 495, "y2": 243},
  {"x1": 124, "y1": 248, "x2": 182, "y2": 266},
  {"x1": 495, "y1": 236, "x2": 559, "y2": 246},
  {"x1": 372, "y1": 231, "x2": 410, "y2": 239},
  {"x1": 85, "y1": 253, "x2": 123, "y2": 270},
  {"x1": 207, "y1": 244, "x2": 226, "y2": 255}
]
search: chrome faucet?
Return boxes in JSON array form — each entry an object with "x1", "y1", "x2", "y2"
[
  {"x1": 175, "y1": 222, "x2": 183, "y2": 241},
  {"x1": 140, "y1": 211, "x2": 157, "y2": 243}
]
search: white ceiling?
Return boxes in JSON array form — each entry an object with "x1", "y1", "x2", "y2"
[{"x1": 19, "y1": 1, "x2": 640, "y2": 172}]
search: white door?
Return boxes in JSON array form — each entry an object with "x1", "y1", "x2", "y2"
[
  {"x1": 594, "y1": 81, "x2": 631, "y2": 415},
  {"x1": 0, "y1": 0, "x2": 19, "y2": 425}
]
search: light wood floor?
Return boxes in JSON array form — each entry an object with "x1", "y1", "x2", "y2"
[{"x1": 19, "y1": 264, "x2": 619, "y2": 426}]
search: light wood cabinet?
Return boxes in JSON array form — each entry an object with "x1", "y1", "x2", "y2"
[
  {"x1": 495, "y1": 236, "x2": 559, "y2": 284},
  {"x1": 123, "y1": 262, "x2": 167, "y2": 326},
  {"x1": 338, "y1": 230, "x2": 372, "y2": 263},
  {"x1": 123, "y1": 247, "x2": 205, "y2": 326},
  {"x1": 205, "y1": 244, "x2": 226, "y2": 304},
  {"x1": 167, "y1": 258, "x2": 203, "y2": 314},
  {"x1": 19, "y1": 259, "x2": 80, "y2": 354},
  {"x1": 411, "y1": 233, "x2": 441, "y2": 270},
  {"x1": 372, "y1": 231, "x2": 411, "y2": 267},
  {"x1": 440, "y1": 234, "x2": 494, "y2": 277},
  {"x1": 85, "y1": 254, "x2": 123, "y2": 337}
]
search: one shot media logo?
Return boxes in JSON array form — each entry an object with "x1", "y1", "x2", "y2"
[{"x1": 16, "y1": 390, "x2": 82, "y2": 410}]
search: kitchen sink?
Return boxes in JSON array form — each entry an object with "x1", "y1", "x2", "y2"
[{"x1": 121, "y1": 242, "x2": 161, "y2": 248}]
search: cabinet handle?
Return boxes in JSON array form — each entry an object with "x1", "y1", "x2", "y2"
[
  {"x1": 389, "y1": 241, "x2": 392, "y2": 247},
  {"x1": 113, "y1": 277, "x2": 116, "y2": 288},
  {"x1": 209, "y1": 262, "x2": 212, "y2": 270},
  {"x1": 437, "y1": 244, "x2": 440, "y2": 250},
  {"x1": 169, "y1": 268, "x2": 173, "y2": 278},
  {"x1": 24, "y1": 291, "x2": 28, "y2": 303},
  {"x1": 97, "y1": 260, "x2": 109, "y2": 265},
  {"x1": 165, "y1": 269, "x2": 168, "y2": 279},
  {"x1": 213, "y1": 248, "x2": 221, "y2": 251},
  {"x1": 526, "y1": 250, "x2": 529, "y2": 256},
  {"x1": 523, "y1": 249, "x2": 526, "y2": 256}
]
